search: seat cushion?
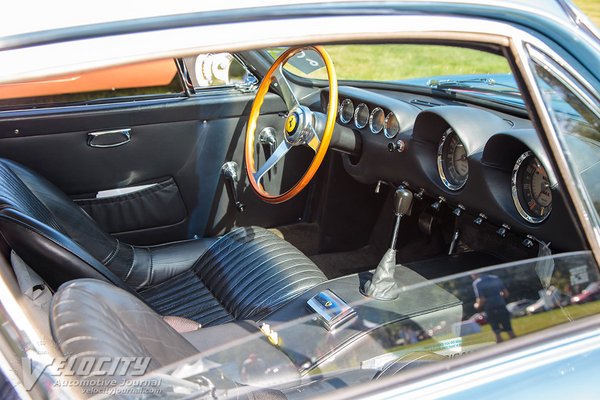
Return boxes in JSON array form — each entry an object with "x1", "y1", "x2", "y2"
[
  {"x1": 0, "y1": 158, "x2": 326, "y2": 326},
  {"x1": 141, "y1": 226, "x2": 327, "y2": 326},
  {"x1": 51, "y1": 279, "x2": 198, "y2": 382}
]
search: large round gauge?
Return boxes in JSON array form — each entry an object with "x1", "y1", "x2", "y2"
[
  {"x1": 354, "y1": 103, "x2": 369, "y2": 129},
  {"x1": 511, "y1": 151, "x2": 552, "y2": 223},
  {"x1": 437, "y1": 128, "x2": 469, "y2": 191},
  {"x1": 369, "y1": 107, "x2": 385, "y2": 134},
  {"x1": 384, "y1": 112, "x2": 400, "y2": 139},
  {"x1": 339, "y1": 99, "x2": 354, "y2": 124}
]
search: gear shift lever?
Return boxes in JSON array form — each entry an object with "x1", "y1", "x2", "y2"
[{"x1": 363, "y1": 186, "x2": 413, "y2": 300}]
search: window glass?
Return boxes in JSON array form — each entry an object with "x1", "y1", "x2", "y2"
[
  {"x1": 122, "y1": 251, "x2": 600, "y2": 397},
  {"x1": 268, "y1": 44, "x2": 520, "y2": 106},
  {"x1": 271, "y1": 44, "x2": 512, "y2": 89},
  {"x1": 0, "y1": 59, "x2": 183, "y2": 109},
  {"x1": 529, "y1": 49, "x2": 600, "y2": 220}
]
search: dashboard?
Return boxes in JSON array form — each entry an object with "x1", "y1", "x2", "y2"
[{"x1": 321, "y1": 86, "x2": 584, "y2": 252}]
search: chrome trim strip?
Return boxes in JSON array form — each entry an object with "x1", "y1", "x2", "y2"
[{"x1": 360, "y1": 325, "x2": 600, "y2": 399}]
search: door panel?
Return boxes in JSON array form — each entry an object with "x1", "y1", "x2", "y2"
[{"x1": 0, "y1": 92, "x2": 312, "y2": 244}]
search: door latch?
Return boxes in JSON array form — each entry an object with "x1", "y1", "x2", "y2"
[{"x1": 221, "y1": 161, "x2": 245, "y2": 212}]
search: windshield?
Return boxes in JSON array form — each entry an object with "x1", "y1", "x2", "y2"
[
  {"x1": 270, "y1": 44, "x2": 518, "y2": 103},
  {"x1": 107, "y1": 251, "x2": 600, "y2": 399}
]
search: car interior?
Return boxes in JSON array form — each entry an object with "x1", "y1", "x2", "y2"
[{"x1": 0, "y1": 39, "x2": 598, "y2": 397}]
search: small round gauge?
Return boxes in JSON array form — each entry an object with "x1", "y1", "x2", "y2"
[
  {"x1": 437, "y1": 128, "x2": 469, "y2": 191},
  {"x1": 339, "y1": 99, "x2": 354, "y2": 124},
  {"x1": 511, "y1": 151, "x2": 552, "y2": 223},
  {"x1": 369, "y1": 107, "x2": 385, "y2": 134},
  {"x1": 354, "y1": 103, "x2": 369, "y2": 129},
  {"x1": 384, "y1": 112, "x2": 400, "y2": 139}
]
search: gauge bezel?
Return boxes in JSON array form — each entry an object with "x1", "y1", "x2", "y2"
[
  {"x1": 437, "y1": 128, "x2": 468, "y2": 191},
  {"x1": 369, "y1": 107, "x2": 385, "y2": 134},
  {"x1": 384, "y1": 112, "x2": 400, "y2": 139},
  {"x1": 354, "y1": 103, "x2": 369, "y2": 129},
  {"x1": 339, "y1": 98, "x2": 354, "y2": 124},
  {"x1": 511, "y1": 150, "x2": 552, "y2": 224}
]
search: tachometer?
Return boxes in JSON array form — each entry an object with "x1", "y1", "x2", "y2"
[
  {"x1": 511, "y1": 151, "x2": 552, "y2": 223},
  {"x1": 437, "y1": 128, "x2": 468, "y2": 190}
]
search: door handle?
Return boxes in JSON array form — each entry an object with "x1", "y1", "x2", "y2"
[{"x1": 87, "y1": 129, "x2": 131, "y2": 148}]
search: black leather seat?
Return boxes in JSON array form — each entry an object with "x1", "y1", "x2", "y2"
[
  {"x1": 0, "y1": 159, "x2": 326, "y2": 326},
  {"x1": 51, "y1": 279, "x2": 289, "y2": 398}
]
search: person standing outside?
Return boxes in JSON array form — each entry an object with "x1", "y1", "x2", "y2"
[{"x1": 472, "y1": 273, "x2": 516, "y2": 343}]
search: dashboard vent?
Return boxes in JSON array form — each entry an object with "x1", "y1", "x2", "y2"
[{"x1": 410, "y1": 99, "x2": 443, "y2": 108}]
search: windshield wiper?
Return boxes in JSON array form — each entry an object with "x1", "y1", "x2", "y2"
[{"x1": 426, "y1": 78, "x2": 520, "y2": 93}]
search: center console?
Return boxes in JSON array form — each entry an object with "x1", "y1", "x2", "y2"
[{"x1": 181, "y1": 264, "x2": 462, "y2": 388}]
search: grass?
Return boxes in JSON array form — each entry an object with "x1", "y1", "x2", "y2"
[
  {"x1": 575, "y1": 0, "x2": 600, "y2": 25},
  {"x1": 403, "y1": 301, "x2": 600, "y2": 354},
  {"x1": 313, "y1": 301, "x2": 600, "y2": 375},
  {"x1": 323, "y1": 45, "x2": 510, "y2": 81}
]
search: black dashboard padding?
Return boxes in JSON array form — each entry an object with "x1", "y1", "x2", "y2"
[
  {"x1": 412, "y1": 107, "x2": 509, "y2": 155},
  {"x1": 481, "y1": 130, "x2": 558, "y2": 186},
  {"x1": 75, "y1": 177, "x2": 186, "y2": 234}
]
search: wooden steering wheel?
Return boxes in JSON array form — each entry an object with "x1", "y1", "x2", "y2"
[{"x1": 244, "y1": 46, "x2": 338, "y2": 204}]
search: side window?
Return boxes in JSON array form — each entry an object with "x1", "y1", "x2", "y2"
[
  {"x1": 528, "y1": 46, "x2": 600, "y2": 222},
  {"x1": 181, "y1": 53, "x2": 256, "y2": 90},
  {"x1": 0, "y1": 59, "x2": 184, "y2": 110}
]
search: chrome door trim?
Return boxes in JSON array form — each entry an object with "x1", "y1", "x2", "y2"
[{"x1": 87, "y1": 128, "x2": 131, "y2": 148}]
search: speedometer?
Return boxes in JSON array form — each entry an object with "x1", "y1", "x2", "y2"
[
  {"x1": 511, "y1": 151, "x2": 552, "y2": 223},
  {"x1": 437, "y1": 128, "x2": 468, "y2": 191}
]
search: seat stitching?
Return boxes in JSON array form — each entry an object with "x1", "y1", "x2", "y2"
[{"x1": 122, "y1": 243, "x2": 136, "y2": 283}]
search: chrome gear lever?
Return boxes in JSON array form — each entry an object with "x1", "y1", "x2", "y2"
[{"x1": 363, "y1": 186, "x2": 413, "y2": 300}]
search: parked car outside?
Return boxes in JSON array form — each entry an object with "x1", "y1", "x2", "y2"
[{"x1": 571, "y1": 281, "x2": 600, "y2": 304}]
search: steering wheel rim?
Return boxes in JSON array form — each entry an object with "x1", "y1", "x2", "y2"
[{"x1": 244, "y1": 45, "x2": 338, "y2": 204}]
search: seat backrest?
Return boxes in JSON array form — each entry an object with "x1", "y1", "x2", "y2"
[
  {"x1": 51, "y1": 279, "x2": 197, "y2": 384},
  {"x1": 0, "y1": 159, "x2": 137, "y2": 292}
]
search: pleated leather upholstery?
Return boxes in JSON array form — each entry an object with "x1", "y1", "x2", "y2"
[
  {"x1": 51, "y1": 280, "x2": 198, "y2": 383},
  {"x1": 142, "y1": 227, "x2": 327, "y2": 327},
  {"x1": 0, "y1": 158, "x2": 327, "y2": 326},
  {"x1": 141, "y1": 269, "x2": 235, "y2": 326}
]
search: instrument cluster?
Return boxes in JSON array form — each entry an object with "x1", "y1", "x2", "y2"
[
  {"x1": 338, "y1": 98, "x2": 401, "y2": 139},
  {"x1": 335, "y1": 93, "x2": 573, "y2": 247}
]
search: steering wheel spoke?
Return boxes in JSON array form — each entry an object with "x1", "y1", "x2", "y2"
[
  {"x1": 273, "y1": 66, "x2": 299, "y2": 110},
  {"x1": 307, "y1": 126, "x2": 321, "y2": 153},
  {"x1": 245, "y1": 46, "x2": 338, "y2": 204},
  {"x1": 253, "y1": 140, "x2": 292, "y2": 183}
]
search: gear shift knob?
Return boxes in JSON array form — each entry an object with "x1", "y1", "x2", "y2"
[{"x1": 394, "y1": 187, "x2": 413, "y2": 216}]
